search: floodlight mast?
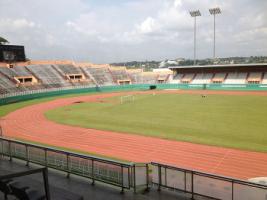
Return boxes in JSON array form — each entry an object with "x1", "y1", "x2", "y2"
[
  {"x1": 189, "y1": 10, "x2": 201, "y2": 65},
  {"x1": 209, "y1": 7, "x2": 221, "y2": 60}
]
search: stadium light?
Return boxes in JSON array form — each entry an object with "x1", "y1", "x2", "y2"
[
  {"x1": 189, "y1": 10, "x2": 201, "y2": 65},
  {"x1": 209, "y1": 7, "x2": 221, "y2": 60}
]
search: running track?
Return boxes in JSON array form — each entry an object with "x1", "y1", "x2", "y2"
[{"x1": 1, "y1": 90, "x2": 267, "y2": 180}]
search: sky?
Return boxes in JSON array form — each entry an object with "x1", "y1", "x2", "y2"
[{"x1": 0, "y1": 0, "x2": 267, "y2": 63}]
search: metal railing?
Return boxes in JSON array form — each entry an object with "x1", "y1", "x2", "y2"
[
  {"x1": 1, "y1": 137, "x2": 265, "y2": 199},
  {"x1": 151, "y1": 162, "x2": 267, "y2": 200},
  {"x1": 0, "y1": 84, "x2": 97, "y2": 99},
  {"x1": 0, "y1": 137, "x2": 137, "y2": 192}
]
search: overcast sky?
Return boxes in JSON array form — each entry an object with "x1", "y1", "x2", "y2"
[{"x1": 0, "y1": 0, "x2": 267, "y2": 63}]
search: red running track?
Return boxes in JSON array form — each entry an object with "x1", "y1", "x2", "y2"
[{"x1": 1, "y1": 90, "x2": 267, "y2": 180}]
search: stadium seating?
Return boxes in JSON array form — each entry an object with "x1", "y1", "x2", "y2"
[
  {"x1": 191, "y1": 73, "x2": 213, "y2": 84},
  {"x1": 181, "y1": 73, "x2": 195, "y2": 83},
  {"x1": 247, "y1": 72, "x2": 263, "y2": 83},
  {"x1": 26, "y1": 65, "x2": 72, "y2": 88},
  {"x1": 212, "y1": 73, "x2": 226, "y2": 83},
  {"x1": 172, "y1": 73, "x2": 184, "y2": 83},
  {"x1": 0, "y1": 73, "x2": 21, "y2": 94},
  {"x1": 141, "y1": 72, "x2": 158, "y2": 84},
  {"x1": 82, "y1": 66, "x2": 113, "y2": 85},
  {"x1": 157, "y1": 73, "x2": 170, "y2": 83},
  {"x1": 1, "y1": 62, "x2": 267, "y2": 97},
  {"x1": 109, "y1": 67, "x2": 130, "y2": 84},
  {"x1": 224, "y1": 72, "x2": 247, "y2": 84},
  {"x1": 53, "y1": 64, "x2": 82, "y2": 75},
  {"x1": 127, "y1": 69, "x2": 143, "y2": 84},
  {"x1": 0, "y1": 66, "x2": 31, "y2": 78},
  {"x1": 53, "y1": 64, "x2": 96, "y2": 86},
  {"x1": 262, "y1": 72, "x2": 267, "y2": 84}
]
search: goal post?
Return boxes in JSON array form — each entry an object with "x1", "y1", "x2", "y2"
[{"x1": 120, "y1": 95, "x2": 135, "y2": 104}]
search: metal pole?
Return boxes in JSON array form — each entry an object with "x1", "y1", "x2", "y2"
[
  {"x1": 121, "y1": 165, "x2": 124, "y2": 194},
  {"x1": 133, "y1": 164, "x2": 136, "y2": 193},
  {"x1": 209, "y1": 7, "x2": 221, "y2": 60},
  {"x1": 213, "y1": 13, "x2": 216, "y2": 59},
  {"x1": 43, "y1": 168, "x2": 51, "y2": 200},
  {"x1": 66, "y1": 154, "x2": 70, "y2": 178},
  {"x1": 158, "y1": 166, "x2": 161, "y2": 191},
  {"x1": 194, "y1": 16, "x2": 196, "y2": 65},
  {"x1": 9, "y1": 142, "x2": 12, "y2": 161},
  {"x1": 189, "y1": 10, "x2": 201, "y2": 65},
  {"x1": 26, "y1": 145, "x2": 29, "y2": 166},
  {"x1": 91, "y1": 159, "x2": 95, "y2": 185}
]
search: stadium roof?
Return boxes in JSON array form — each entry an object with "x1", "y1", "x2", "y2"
[{"x1": 168, "y1": 63, "x2": 267, "y2": 69}]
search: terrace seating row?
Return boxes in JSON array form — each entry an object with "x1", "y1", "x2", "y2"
[
  {"x1": 26, "y1": 65, "x2": 72, "y2": 87},
  {"x1": 127, "y1": 70, "x2": 143, "y2": 84},
  {"x1": 82, "y1": 66, "x2": 114, "y2": 85},
  {"x1": 1, "y1": 64, "x2": 267, "y2": 96},
  {"x1": 110, "y1": 68, "x2": 130, "y2": 82},
  {"x1": 0, "y1": 66, "x2": 32, "y2": 77},
  {"x1": 53, "y1": 64, "x2": 82, "y2": 75},
  {"x1": 0, "y1": 74, "x2": 22, "y2": 94},
  {"x1": 262, "y1": 72, "x2": 267, "y2": 84},
  {"x1": 191, "y1": 73, "x2": 213, "y2": 84},
  {"x1": 141, "y1": 72, "x2": 158, "y2": 84},
  {"x1": 224, "y1": 72, "x2": 247, "y2": 84},
  {"x1": 171, "y1": 72, "x2": 267, "y2": 84}
]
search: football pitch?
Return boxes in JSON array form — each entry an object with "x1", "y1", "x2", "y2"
[{"x1": 45, "y1": 93, "x2": 267, "y2": 152}]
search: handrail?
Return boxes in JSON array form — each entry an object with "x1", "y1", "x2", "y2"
[
  {"x1": 0, "y1": 137, "x2": 133, "y2": 192},
  {"x1": 0, "y1": 84, "x2": 97, "y2": 99},
  {"x1": 0, "y1": 137, "x2": 132, "y2": 167},
  {"x1": 151, "y1": 162, "x2": 267, "y2": 200},
  {"x1": 1, "y1": 137, "x2": 266, "y2": 198}
]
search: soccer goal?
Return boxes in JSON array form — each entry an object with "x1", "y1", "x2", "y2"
[{"x1": 120, "y1": 95, "x2": 135, "y2": 104}]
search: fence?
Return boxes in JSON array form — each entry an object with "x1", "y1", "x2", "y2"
[
  {"x1": 1, "y1": 137, "x2": 266, "y2": 198},
  {"x1": 1, "y1": 83, "x2": 267, "y2": 105},
  {"x1": 151, "y1": 162, "x2": 267, "y2": 200},
  {"x1": 0, "y1": 137, "x2": 148, "y2": 193}
]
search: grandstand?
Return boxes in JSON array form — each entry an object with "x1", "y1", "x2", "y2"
[
  {"x1": 109, "y1": 67, "x2": 131, "y2": 85},
  {"x1": 181, "y1": 73, "x2": 195, "y2": 83},
  {"x1": 26, "y1": 64, "x2": 72, "y2": 88},
  {"x1": 172, "y1": 73, "x2": 183, "y2": 83},
  {"x1": 211, "y1": 72, "x2": 226, "y2": 83},
  {"x1": 191, "y1": 73, "x2": 213, "y2": 84},
  {"x1": 81, "y1": 66, "x2": 114, "y2": 86},
  {"x1": 1, "y1": 61, "x2": 267, "y2": 200},
  {"x1": 1, "y1": 62, "x2": 267, "y2": 97},
  {"x1": 247, "y1": 72, "x2": 263, "y2": 84},
  {"x1": 169, "y1": 63, "x2": 267, "y2": 85},
  {"x1": 262, "y1": 72, "x2": 267, "y2": 84},
  {"x1": 127, "y1": 69, "x2": 143, "y2": 84},
  {"x1": 141, "y1": 72, "x2": 158, "y2": 84}
]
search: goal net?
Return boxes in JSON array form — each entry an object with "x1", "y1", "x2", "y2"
[{"x1": 120, "y1": 95, "x2": 135, "y2": 104}]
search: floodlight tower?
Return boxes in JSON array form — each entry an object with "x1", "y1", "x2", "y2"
[
  {"x1": 189, "y1": 10, "x2": 201, "y2": 65},
  {"x1": 209, "y1": 7, "x2": 221, "y2": 60}
]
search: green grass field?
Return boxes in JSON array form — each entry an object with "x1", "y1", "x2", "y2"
[
  {"x1": 45, "y1": 93, "x2": 267, "y2": 152},
  {"x1": 0, "y1": 92, "x2": 100, "y2": 117}
]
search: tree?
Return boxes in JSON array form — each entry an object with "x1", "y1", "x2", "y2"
[{"x1": 0, "y1": 37, "x2": 9, "y2": 45}]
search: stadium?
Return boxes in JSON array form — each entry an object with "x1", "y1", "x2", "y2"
[
  {"x1": 0, "y1": 54, "x2": 267, "y2": 199},
  {"x1": 0, "y1": 1, "x2": 267, "y2": 199}
]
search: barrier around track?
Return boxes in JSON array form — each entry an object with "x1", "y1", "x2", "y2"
[
  {"x1": 151, "y1": 162, "x2": 267, "y2": 200},
  {"x1": 0, "y1": 137, "x2": 149, "y2": 193},
  {"x1": 1, "y1": 137, "x2": 267, "y2": 198},
  {"x1": 1, "y1": 83, "x2": 267, "y2": 105}
]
